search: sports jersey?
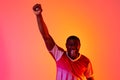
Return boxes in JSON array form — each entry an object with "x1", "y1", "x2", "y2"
[{"x1": 49, "y1": 45, "x2": 93, "y2": 80}]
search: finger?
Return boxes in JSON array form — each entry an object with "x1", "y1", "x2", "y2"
[{"x1": 33, "y1": 4, "x2": 40, "y2": 11}]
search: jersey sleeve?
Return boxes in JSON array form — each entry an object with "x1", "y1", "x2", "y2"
[
  {"x1": 49, "y1": 45, "x2": 64, "y2": 61},
  {"x1": 84, "y1": 62, "x2": 94, "y2": 78}
]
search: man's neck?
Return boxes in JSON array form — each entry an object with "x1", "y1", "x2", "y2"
[{"x1": 66, "y1": 52, "x2": 81, "y2": 62}]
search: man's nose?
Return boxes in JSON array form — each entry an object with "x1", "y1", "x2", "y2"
[{"x1": 71, "y1": 46, "x2": 76, "y2": 50}]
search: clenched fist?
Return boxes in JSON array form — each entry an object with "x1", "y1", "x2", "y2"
[{"x1": 33, "y1": 3, "x2": 42, "y2": 15}]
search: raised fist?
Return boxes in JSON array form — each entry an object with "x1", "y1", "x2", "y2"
[{"x1": 33, "y1": 4, "x2": 42, "y2": 15}]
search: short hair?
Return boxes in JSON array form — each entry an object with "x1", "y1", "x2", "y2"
[{"x1": 66, "y1": 35, "x2": 81, "y2": 45}]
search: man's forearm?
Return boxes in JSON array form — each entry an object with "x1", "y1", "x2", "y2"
[{"x1": 36, "y1": 14, "x2": 50, "y2": 39}]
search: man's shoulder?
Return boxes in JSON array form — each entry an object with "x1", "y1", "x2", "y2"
[
  {"x1": 81, "y1": 54, "x2": 88, "y2": 59},
  {"x1": 80, "y1": 54, "x2": 90, "y2": 63},
  {"x1": 56, "y1": 45, "x2": 65, "y2": 52}
]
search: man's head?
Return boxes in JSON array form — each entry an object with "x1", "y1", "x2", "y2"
[{"x1": 66, "y1": 35, "x2": 81, "y2": 59}]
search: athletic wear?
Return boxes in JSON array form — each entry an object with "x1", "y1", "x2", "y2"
[{"x1": 50, "y1": 45, "x2": 93, "y2": 80}]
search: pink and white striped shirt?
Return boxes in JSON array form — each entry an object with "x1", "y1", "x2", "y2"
[{"x1": 50, "y1": 45, "x2": 93, "y2": 80}]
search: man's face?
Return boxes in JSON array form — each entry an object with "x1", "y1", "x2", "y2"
[{"x1": 66, "y1": 39, "x2": 80, "y2": 59}]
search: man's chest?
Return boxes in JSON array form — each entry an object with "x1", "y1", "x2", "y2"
[{"x1": 57, "y1": 54, "x2": 88, "y2": 75}]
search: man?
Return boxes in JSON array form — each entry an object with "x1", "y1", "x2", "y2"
[{"x1": 33, "y1": 3, "x2": 94, "y2": 80}]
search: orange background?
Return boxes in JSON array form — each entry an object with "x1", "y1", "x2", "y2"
[{"x1": 0, "y1": 0, "x2": 120, "y2": 80}]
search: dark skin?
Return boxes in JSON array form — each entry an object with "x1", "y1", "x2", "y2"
[
  {"x1": 33, "y1": 3, "x2": 94, "y2": 80},
  {"x1": 66, "y1": 39, "x2": 80, "y2": 60},
  {"x1": 33, "y1": 4, "x2": 55, "y2": 51}
]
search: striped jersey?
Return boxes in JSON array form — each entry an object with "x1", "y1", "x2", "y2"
[{"x1": 49, "y1": 45, "x2": 93, "y2": 80}]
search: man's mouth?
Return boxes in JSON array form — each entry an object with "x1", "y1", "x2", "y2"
[{"x1": 71, "y1": 50, "x2": 76, "y2": 54}]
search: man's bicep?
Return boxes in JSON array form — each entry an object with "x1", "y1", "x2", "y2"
[{"x1": 44, "y1": 35, "x2": 55, "y2": 51}]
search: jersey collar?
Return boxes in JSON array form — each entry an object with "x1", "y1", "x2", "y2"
[{"x1": 66, "y1": 52, "x2": 81, "y2": 62}]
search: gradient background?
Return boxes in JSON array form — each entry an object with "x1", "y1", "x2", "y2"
[{"x1": 0, "y1": 0, "x2": 120, "y2": 80}]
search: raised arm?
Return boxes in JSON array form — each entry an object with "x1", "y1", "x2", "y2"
[{"x1": 33, "y1": 4, "x2": 55, "y2": 51}]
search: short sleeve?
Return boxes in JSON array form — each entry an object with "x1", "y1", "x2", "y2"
[
  {"x1": 84, "y1": 62, "x2": 94, "y2": 78},
  {"x1": 49, "y1": 45, "x2": 64, "y2": 61}
]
